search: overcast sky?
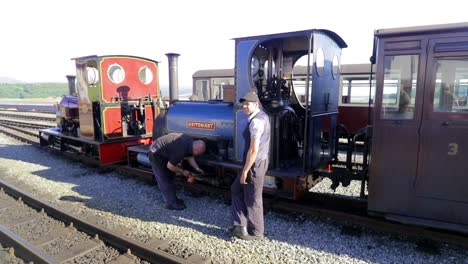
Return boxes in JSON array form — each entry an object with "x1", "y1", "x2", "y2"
[{"x1": 1, "y1": 0, "x2": 467, "y2": 92}]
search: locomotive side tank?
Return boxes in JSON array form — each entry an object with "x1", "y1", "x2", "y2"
[{"x1": 166, "y1": 101, "x2": 234, "y2": 140}]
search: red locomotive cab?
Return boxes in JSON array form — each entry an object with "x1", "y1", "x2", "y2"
[
  {"x1": 51, "y1": 55, "x2": 161, "y2": 165},
  {"x1": 99, "y1": 57, "x2": 159, "y2": 138},
  {"x1": 74, "y1": 55, "x2": 159, "y2": 141}
]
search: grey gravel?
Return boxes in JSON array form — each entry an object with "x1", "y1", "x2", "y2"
[
  {"x1": 0, "y1": 243, "x2": 25, "y2": 264},
  {"x1": 0, "y1": 133, "x2": 467, "y2": 264}
]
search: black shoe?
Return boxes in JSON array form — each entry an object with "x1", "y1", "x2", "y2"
[
  {"x1": 248, "y1": 227, "x2": 266, "y2": 240},
  {"x1": 231, "y1": 225, "x2": 248, "y2": 238},
  {"x1": 230, "y1": 225, "x2": 261, "y2": 240},
  {"x1": 165, "y1": 202, "x2": 186, "y2": 210},
  {"x1": 245, "y1": 234, "x2": 264, "y2": 240},
  {"x1": 176, "y1": 198, "x2": 185, "y2": 207}
]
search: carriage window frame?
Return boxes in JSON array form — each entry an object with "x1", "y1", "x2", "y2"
[
  {"x1": 340, "y1": 76, "x2": 375, "y2": 105},
  {"x1": 432, "y1": 58, "x2": 468, "y2": 114},
  {"x1": 380, "y1": 54, "x2": 420, "y2": 120}
]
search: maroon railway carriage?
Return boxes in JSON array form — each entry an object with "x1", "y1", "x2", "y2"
[
  {"x1": 337, "y1": 64, "x2": 374, "y2": 135},
  {"x1": 368, "y1": 23, "x2": 468, "y2": 233},
  {"x1": 39, "y1": 55, "x2": 160, "y2": 165}
]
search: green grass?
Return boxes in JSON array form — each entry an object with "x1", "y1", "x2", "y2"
[
  {"x1": 0, "y1": 98, "x2": 61, "y2": 103},
  {"x1": 0, "y1": 83, "x2": 68, "y2": 100}
]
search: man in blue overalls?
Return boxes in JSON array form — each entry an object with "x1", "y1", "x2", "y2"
[
  {"x1": 230, "y1": 91, "x2": 271, "y2": 240},
  {"x1": 148, "y1": 133, "x2": 206, "y2": 210}
]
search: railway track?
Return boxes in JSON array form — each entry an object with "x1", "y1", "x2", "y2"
[
  {"x1": 0, "y1": 110, "x2": 56, "y2": 123},
  {"x1": 1, "y1": 109, "x2": 468, "y2": 253},
  {"x1": 0, "y1": 179, "x2": 207, "y2": 264}
]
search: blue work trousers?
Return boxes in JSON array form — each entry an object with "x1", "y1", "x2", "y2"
[
  {"x1": 149, "y1": 154, "x2": 177, "y2": 206},
  {"x1": 230, "y1": 159, "x2": 268, "y2": 236}
]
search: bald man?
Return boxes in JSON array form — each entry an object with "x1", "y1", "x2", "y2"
[{"x1": 148, "y1": 133, "x2": 206, "y2": 210}]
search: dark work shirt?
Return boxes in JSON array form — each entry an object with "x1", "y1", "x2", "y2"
[{"x1": 149, "y1": 133, "x2": 193, "y2": 166}]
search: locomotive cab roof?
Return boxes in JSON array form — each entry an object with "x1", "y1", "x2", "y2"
[{"x1": 233, "y1": 29, "x2": 348, "y2": 49}]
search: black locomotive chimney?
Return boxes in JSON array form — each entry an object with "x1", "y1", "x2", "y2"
[
  {"x1": 165, "y1": 53, "x2": 180, "y2": 101},
  {"x1": 66, "y1": 75, "x2": 76, "y2": 96}
]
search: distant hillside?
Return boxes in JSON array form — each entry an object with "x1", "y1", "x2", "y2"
[
  {"x1": 0, "y1": 76, "x2": 25, "y2": 84},
  {"x1": 0, "y1": 83, "x2": 68, "y2": 99}
]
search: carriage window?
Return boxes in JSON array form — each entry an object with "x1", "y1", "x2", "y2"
[
  {"x1": 212, "y1": 78, "x2": 234, "y2": 100},
  {"x1": 341, "y1": 78, "x2": 375, "y2": 104},
  {"x1": 195, "y1": 80, "x2": 209, "y2": 101},
  {"x1": 381, "y1": 55, "x2": 419, "y2": 119},
  {"x1": 433, "y1": 59, "x2": 468, "y2": 113}
]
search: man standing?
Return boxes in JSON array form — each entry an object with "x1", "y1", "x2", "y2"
[
  {"x1": 148, "y1": 133, "x2": 206, "y2": 210},
  {"x1": 231, "y1": 91, "x2": 270, "y2": 240}
]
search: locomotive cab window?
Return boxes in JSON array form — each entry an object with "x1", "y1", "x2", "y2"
[
  {"x1": 381, "y1": 55, "x2": 419, "y2": 119},
  {"x1": 315, "y1": 48, "x2": 325, "y2": 76},
  {"x1": 332, "y1": 54, "x2": 340, "y2": 79},
  {"x1": 138, "y1": 66, "x2": 153, "y2": 85},
  {"x1": 433, "y1": 59, "x2": 468, "y2": 113},
  {"x1": 108, "y1": 63, "x2": 125, "y2": 84},
  {"x1": 86, "y1": 66, "x2": 99, "y2": 85},
  {"x1": 292, "y1": 53, "x2": 313, "y2": 105}
]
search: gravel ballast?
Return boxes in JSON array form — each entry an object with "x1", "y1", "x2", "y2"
[{"x1": 0, "y1": 133, "x2": 466, "y2": 264}]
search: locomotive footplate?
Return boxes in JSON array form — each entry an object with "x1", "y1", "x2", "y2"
[{"x1": 39, "y1": 128, "x2": 151, "y2": 165}]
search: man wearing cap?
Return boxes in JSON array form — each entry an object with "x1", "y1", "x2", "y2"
[
  {"x1": 230, "y1": 91, "x2": 271, "y2": 240},
  {"x1": 148, "y1": 133, "x2": 206, "y2": 210}
]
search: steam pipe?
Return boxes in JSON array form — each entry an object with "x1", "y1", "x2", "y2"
[
  {"x1": 66, "y1": 75, "x2": 76, "y2": 96},
  {"x1": 165, "y1": 53, "x2": 180, "y2": 101}
]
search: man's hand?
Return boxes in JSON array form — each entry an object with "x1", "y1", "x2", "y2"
[
  {"x1": 182, "y1": 170, "x2": 191, "y2": 178},
  {"x1": 240, "y1": 171, "x2": 248, "y2": 185}
]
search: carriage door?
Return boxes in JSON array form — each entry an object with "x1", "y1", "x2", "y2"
[{"x1": 416, "y1": 37, "x2": 468, "y2": 203}]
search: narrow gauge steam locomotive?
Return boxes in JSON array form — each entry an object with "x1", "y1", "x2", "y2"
[
  {"x1": 129, "y1": 29, "x2": 348, "y2": 201},
  {"x1": 39, "y1": 55, "x2": 160, "y2": 165}
]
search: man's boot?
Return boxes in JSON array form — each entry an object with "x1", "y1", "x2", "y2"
[{"x1": 230, "y1": 225, "x2": 248, "y2": 239}]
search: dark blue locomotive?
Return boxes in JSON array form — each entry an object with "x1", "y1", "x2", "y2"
[{"x1": 131, "y1": 29, "x2": 347, "y2": 199}]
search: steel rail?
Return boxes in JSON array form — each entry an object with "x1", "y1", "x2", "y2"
[
  {"x1": 0, "y1": 224, "x2": 58, "y2": 264},
  {"x1": 0, "y1": 179, "x2": 192, "y2": 264}
]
